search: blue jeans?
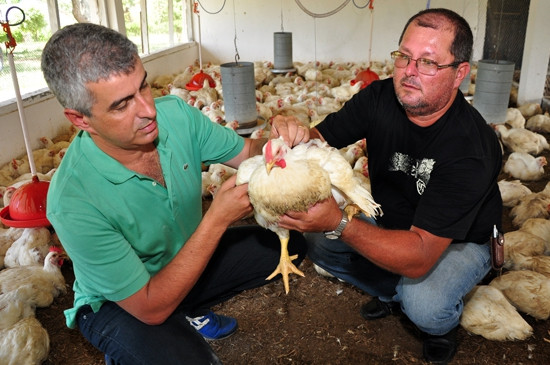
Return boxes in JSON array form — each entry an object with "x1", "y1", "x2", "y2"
[
  {"x1": 76, "y1": 226, "x2": 307, "y2": 365},
  {"x1": 305, "y1": 217, "x2": 491, "y2": 336}
]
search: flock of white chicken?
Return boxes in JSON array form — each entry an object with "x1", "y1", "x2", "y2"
[
  {"x1": 0, "y1": 131, "x2": 75, "y2": 365},
  {"x1": 1, "y1": 59, "x2": 550, "y2": 363},
  {"x1": 150, "y1": 59, "x2": 393, "y2": 129},
  {"x1": 461, "y1": 103, "x2": 550, "y2": 342},
  {"x1": 0, "y1": 228, "x2": 67, "y2": 364}
]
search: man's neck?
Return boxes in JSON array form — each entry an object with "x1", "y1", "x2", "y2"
[
  {"x1": 89, "y1": 134, "x2": 153, "y2": 164},
  {"x1": 407, "y1": 91, "x2": 458, "y2": 127}
]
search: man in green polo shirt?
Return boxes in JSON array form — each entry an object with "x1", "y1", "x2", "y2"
[{"x1": 41, "y1": 23, "x2": 310, "y2": 364}]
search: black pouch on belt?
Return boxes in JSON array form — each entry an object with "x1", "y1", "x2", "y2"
[{"x1": 490, "y1": 224, "x2": 505, "y2": 271}]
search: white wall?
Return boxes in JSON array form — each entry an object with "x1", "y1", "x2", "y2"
[
  {"x1": 0, "y1": 92, "x2": 67, "y2": 168},
  {"x1": 196, "y1": 0, "x2": 486, "y2": 64}
]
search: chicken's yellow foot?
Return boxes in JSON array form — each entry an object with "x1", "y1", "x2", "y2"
[
  {"x1": 266, "y1": 236, "x2": 305, "y2": 294},
  {"x1": 344, "y1": 204, "x2": 361, "y2": 221}
]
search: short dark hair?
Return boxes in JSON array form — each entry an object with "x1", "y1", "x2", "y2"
[
  {"x1": 41, "y1": 23, "x2": 139, "y2": 116},
  {"x1": 398, "y1": 8, "x2": 473, "y2": 64}
]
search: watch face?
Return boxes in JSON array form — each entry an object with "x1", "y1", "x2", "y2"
[{"x1": 325, "y1": 233, "x2": 339, "y2": 240}]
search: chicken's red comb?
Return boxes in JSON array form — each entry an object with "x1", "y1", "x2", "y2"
[
  {"x1": 49, "y1": 246, "x2": 63, "y2": 253},
  {"x1": 265, "y1": 139, "x2": 273, "y2": 161}
]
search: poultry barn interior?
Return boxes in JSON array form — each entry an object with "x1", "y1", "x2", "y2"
[{"x1": 1, "y1": 0, "x2": 550, "y2": 364}]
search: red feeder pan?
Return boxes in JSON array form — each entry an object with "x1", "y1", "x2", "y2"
[
  {"x1": 185, "y1": 70, "x2": 216, "y2": 91},
  {"x1": 350, "y1": 68, "x2": 379, "y2": 89},
  {"x1": 0, "y1": 177, "x2": 50, "y2": 228}
]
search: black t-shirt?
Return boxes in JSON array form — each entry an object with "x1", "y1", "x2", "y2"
[{"x1": 317, "y1": 78, "x2": 502, "y2": 243}]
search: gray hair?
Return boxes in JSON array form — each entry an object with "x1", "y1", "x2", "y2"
[{"x1": 41, "y1": 23, "x2": 139, "y2": 117}]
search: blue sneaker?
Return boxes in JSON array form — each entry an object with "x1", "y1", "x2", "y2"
[{"x1": 186, "y1": 311, "x2": 238, "y2": 340}]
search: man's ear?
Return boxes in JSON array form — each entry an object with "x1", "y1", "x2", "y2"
[
  {"x1": 454, "y1": 62, "x2": 471, "y2": 89},
  {"x1": 64, "y1": 108, "x2": 94, "y2": 133}
]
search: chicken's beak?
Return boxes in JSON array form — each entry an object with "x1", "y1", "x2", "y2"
[{"x1": 266, "y1": 160, "x2": 275, "y2": 174}]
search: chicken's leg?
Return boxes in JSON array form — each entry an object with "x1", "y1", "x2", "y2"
[
  {"x1": 266, "y1": 236, "x2": 305, "y2": 294},
  {"x1": 344, "y1": 204, "x2": 361, "y2": 221}
]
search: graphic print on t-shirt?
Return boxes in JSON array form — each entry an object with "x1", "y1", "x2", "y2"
[{"x1": 388, "y1": 152, "x2": 435, "y2": 195}]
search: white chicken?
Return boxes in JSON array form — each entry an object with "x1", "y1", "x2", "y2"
[
  {"x1": 224, "y1": 120, "x2": 239, "y2": 131},
  {"x1": 151, "y1": 73, "x2": 175, "y2": 90},
  {"x1": 53, "y1": 148, "x2": 67, "y2": 168},
  {"x1": 339, "y1": 139, "x2": 366, "y2": 166},
  {"x1": 171, "y1": 67, "x2": 195, "y2": 89},
  {"x1": 236, "y1": 137, "x2": 381, "y2": 293},
  {"x1": 169, "y1": 85, "x2": 191, "y2": 102},
  {"x1": 0, "y1": 248, "x2": 67, "y2": 308},
  {"x1": 498, "y1": 179, "x2": 532, "y2": 207},
  {"x1": 10, "y1": 168, "x2": 56, "y2": 186},
  {"x1": 512, "y1": 254, "x2": 550, "y2": 278},
  {"x1": 353, "y1": 156, "x2": 369, "y2": 176},
  {"x1": 202, "y1": 107, "x2": 225, "y2": 124},
  {"x1": 202, "y1": 163, "x2": 237, "y2": 198},
  {"x1": 502, "y1": 152, "x2": 547, "y2": 181},
  {"x1": 460, "y1": 285, "x2": 533, "y2": 341},
  {"x1": 517, "y1": 102, "x2": 543, "y2": 119},
  {"x1": 190, "y1": 84, "x2": 219, "y2": 109},
  {"x1": 493, "y1": 124, "x2": 549, "y2": 155},
  {"x1": 254, "y1": 65, "x2": 271, "y2": 87},
  {"x1": 208, "y1": 164, "x2": 237, "y2": 183},
  {"x1": 520, "y1": 217, "x2": 550, "y2": 244},
  {"x1": 489, "y1": 270, "x2": 550, "y2": 320},
  {"x1": 0, "y1": 227, "x2": 23, "y2": 268},
  {"x1": 3, "y1": 227, "x2": 52, "y2": 268},
  {"x1": 1, "y1": 186, "x2": 16, "y2": 208},
  {"x1": 256, "y1": 102, "x2": 273, "y2": 121},
  {"x1": 0, "y1": 286, "x2": 36, "y2": 330},
  {"x1": 39, "y1": 136, "x2": 70, "y2": 155},
  {"x1": 353, "y1": 156, "x2": 371, "y2": 194},
  {"x1": 509, "y1": 182, "x2": 550, "y2": 227},
  {"x1": 201, "y1": 171, "x2": 213, "y2": 198},
  {"x1": 525, "y1": 112, "x2": 550, "y2": 133},
  {"x1": 249, "y1": 127, "x2": 270, "y2": 140},
  {"x1": 0, "y1": 315, "x2": 50, "y2": 365},
  {"x1": 0, "y1": 159, "x2": 23, "y2": 185},
  {"x1": 504, "y1": 108, "x2": 525, "y2": 129},
  {"x1": 502, "y1": 230, "x2": 548, "y2": 270},
  {"x1": 23, "y1": 149, "x2": 57, "y2": 175}
]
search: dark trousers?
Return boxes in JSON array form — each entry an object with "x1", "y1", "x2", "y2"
[{"x1": 76, "y1": 226, "x2": 307, "y2": 365}]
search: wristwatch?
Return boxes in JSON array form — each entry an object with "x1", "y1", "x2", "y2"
[{"x1": 324, "y1": 210, "x2": 349, "y2": 239}]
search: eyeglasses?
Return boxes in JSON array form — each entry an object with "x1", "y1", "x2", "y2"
[{"x1": 390, "y1": 51, "x2": 464, "y2": 76}]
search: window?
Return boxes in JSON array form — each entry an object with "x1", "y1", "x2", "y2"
[
  {"x1": 0, "y1": 0, "x2": 190, "y2": 105},
  {"x1": 124, "y1": 0, "x2": 188, "y2": 55},
  {"x1": 0, "y1": 0, "x2": 53, "y2": 102}
]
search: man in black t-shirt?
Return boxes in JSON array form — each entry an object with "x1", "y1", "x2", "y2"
[{"x1": 272, "y1": 8, "x2": 502, "y2": 365}]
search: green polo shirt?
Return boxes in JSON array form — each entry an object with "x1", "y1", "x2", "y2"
[{"x1": 47, "y1": 95, "x2": 244, "y2": 328}]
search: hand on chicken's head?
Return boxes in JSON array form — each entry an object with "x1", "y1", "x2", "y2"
[{"x1": 269, "y1": 115, "x2": 310, "y2": 147}]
